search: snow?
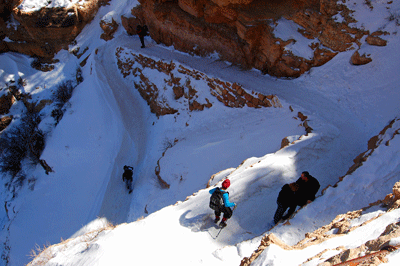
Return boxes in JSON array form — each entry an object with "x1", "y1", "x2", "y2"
[
  {"x1": 272, "y1": 17, "x2": 317, "y2": 60},
  {"x1": 17, "y1": 0, "x2": 87, "y2": 11},
  {"x1": 0, "y1": 0, "x2": 400, "y2": 265}
]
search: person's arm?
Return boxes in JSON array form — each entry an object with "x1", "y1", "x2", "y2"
[
  {"x1": 309, "y1": 180, "x2": 320, "y2": 202},
  {"x1": 209, "y1": 187, "x2": 217, "y2": 194},
  {"x1": 222, "y1": 193, "x2": 235, "y2": 208}
]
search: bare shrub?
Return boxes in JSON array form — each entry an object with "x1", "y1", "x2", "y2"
[
  {"x1": 51, "y1": 80, "x2": 75, "y2": 125},
  {"x1": 0, "y1": 111, "x2": 46, "y2": 190},
  {"x1": 52, "y1": 80, "x2": 74, "y2": 106}
]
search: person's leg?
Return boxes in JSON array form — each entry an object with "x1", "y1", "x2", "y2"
[
  {"x1": 282, "y1": 204, "x2": 297, "y2": 220},
  {"x1": 274, "y1": 202, "x2": 287, "y2": 224},
  {"x1": 220, "y1": 207, "x2": 233, "y2": 227},
  {"x1": 214, "y1": 210, "x2": 221, "y2": 223},
  {"x1": 127, "y1": 179, "x2": 133, "y2": 192},
  {"x1": 139, "y1": 36, "x2": 145, "y2": 48},
  {"x1": 222, "y1": 207, "x2": 233, "y2": 220}
]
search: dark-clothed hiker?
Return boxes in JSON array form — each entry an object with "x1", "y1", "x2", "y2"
[
  {"x1": 273, "y1": 182, "x2": 298, "y2": 224},
  {"x1": 295, "y1": 171, "x2": 320, "y2": 207},
  {"x1": 209, "y1": 179, "x2": 236, "y2": 228},
  {"x1": 136, "y1": 25, "x2": 148, "y2": 48},
  {"x1": 122, "y1": 165, "x2": 134, "y2": 193}
]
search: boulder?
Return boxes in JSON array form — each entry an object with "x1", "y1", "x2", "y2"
[
  {"x1": 351, "y1": 50, "x2": 372, "y2": 65},
  {"x1": 366, "y1": 32, "x2": 388, "y2": 46},
  {"x1": 281, "y1": 137, "x2": 290, "y2": 149},
  {"x1": 100, "y1": 18, "x2": 119, "y2": 41}
]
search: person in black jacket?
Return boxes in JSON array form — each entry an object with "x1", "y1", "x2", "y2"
[
  {"x1": 295, "y1": 171, "x2": 320, "y2": 207},
  {"x1": 273, "y1": 182, "x2": 299, "y2": 224},
  {"x1": 122, "y1": 165, "x2": 134, "y2": 193},
  {"x1": 136, "y1": 25, "x2": 148, "y2": 48}
]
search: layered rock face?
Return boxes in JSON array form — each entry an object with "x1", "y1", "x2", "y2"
[
  {"x1": 122, "y1": 0, "x2": 386, "y2": 78},
  {"x1": 1, "y1": 0, "x2": 388, "y2": 77},
  {"x1": 115, "y1": 47, "x2": 282, "y2": 117},
  {"x1": 0, "y1": 0, "x2": 109, "y2": 61}
]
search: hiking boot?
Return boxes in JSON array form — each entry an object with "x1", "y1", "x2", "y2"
[{"x1": 219, "y1": 221, "x2": 227, "y2": 228}]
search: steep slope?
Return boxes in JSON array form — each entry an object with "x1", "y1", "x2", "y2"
[
  {"x1": 242, "y1": 118, "x2": 400, "y2": 265},
  {"x1": 27, "y1": 116, "x2": 400, "y2": 266}
]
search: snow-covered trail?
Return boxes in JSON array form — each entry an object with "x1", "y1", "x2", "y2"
[
  {"x1": 78, "y1": 29, "x2": 400, "y2": 251},
  {"x1": 87, "y1": 32, "x2": 395, "y2": 227},
  {"x1": 93, "y1": 39, "x2": 155, "y2": 224},
  {"x1": 82, "y1": 33, "x2": 389, "y2": 239},
  {"x1": 110, "y1": 35, "x2": 374, "y2": 191}
]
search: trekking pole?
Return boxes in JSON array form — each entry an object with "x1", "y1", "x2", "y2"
[{"x1": 215, "y1": 227, "x2": 223, "y2": 238}]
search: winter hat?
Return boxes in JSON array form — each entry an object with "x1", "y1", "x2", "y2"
[{"x1": 222, "y1": 179, "x2": 231, "y2": 189}]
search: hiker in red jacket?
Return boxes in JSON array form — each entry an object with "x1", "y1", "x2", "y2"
[{"x1": 136, "y1": 25, "x2": 148, "y2": 48}]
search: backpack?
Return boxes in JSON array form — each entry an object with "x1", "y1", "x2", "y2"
[
  {"x1": 209, "y1": 188, "x2": 227, "y2": 210},
  {"x1": 123, "y1": 166, "x2": 133, "y2": 181}
]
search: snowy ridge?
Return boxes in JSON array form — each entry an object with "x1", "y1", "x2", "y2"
[
  {"x1": 244, "y1": 118, "x2": 400, "y2": 265},
  {"x1": 27, "y1": 118, "x2": 400, "y2": 266}
]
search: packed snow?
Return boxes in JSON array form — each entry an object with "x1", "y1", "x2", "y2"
[{"x1": 0, "y1": 0, "x2": 400, "y2": 265}]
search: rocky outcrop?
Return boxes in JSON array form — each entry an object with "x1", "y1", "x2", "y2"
[
  {"x1": 242, "y1": 119, "x2": 400, "y2": 265},
  {"x1": 0, "y1": 0, "x2": 109, "y2": 60},
  {"x1": 281, "y1": 111, "x2": 313, "y2": 149},
  {"x1": 1, "y1": 0, "x2": 387, "y2": 77},
  {"x1": 351, "y1": 50, "x2": 372, "y2": 65},
  {"x1": 366, "y1": 31, "x2": 388, "y2": 47},
  {"x1": 100, "y1": 18, "x2": 119, "y2": 41},
  {"x1": 115, "y1": 47, "x2": 282, "y2": 117},
  {"x1": 120, "y1": 0, "x2": 376, "y2": 78},
  {"x1": 240, "y1": 181, "x2": 400, "y2": 266},
  {"x1": 339, "y1": 118, "x2": 400, "y2": 182}
]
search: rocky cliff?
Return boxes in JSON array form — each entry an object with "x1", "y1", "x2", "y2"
[
  {"x1": 0, "y1": 0, "x2": 109, "y2": 64},
  {"x1": 121, "y1": 0, "x2": 389, "y2": 78},
  {"x1": 0, "y1": 0, "x2": 389, "y2": 77}
]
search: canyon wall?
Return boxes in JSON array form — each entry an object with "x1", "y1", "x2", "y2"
[
  {"x1": 0, "y1": 0, "x2": 389, "y2": 77},
  {"x1": 0, "y1": 0, "x2": 109, "y2": 62},
  {"x1": 122, "y1": 0, "x2": 386, "y2": 77}
]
